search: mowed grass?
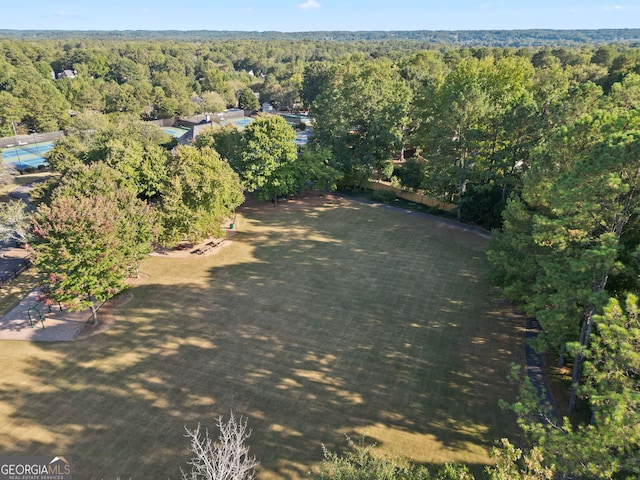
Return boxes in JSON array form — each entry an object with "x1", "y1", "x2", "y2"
[
  {"x1": 0, "y1": 197, "x2": 524, "y2": 479},
  {"x1": 0, "y1": 268, "x2": 42, "y2": 318}
]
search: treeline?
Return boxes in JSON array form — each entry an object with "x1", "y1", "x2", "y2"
[
  {"x1": 2, "y1": 28, "x2": 640, "y2": 46},
  {"x1": 1, "y1": 36, "x2": 639, "y2": 147}
]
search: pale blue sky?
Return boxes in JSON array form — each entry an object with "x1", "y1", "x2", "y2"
[{"x1": 1, "y1": 1, "x2": 638, "y2": 31}]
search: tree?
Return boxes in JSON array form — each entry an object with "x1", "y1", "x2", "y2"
[
  {"x1": 200, "y1": 62, "x2": 230, "y2": 98},
  {"x1": 295, "y1": 146, "x2": 341, "y2": 192},
  {"x1": 57, "y1": 76, "x2": 105, "y2": 112},
  {"x1": 181, "y1": 412, "x2": 258, "y2": 480},
  {"x1": 151, "y1": 70, "x2": 195, "y2": 118},
  {"x1": 195, "y1": 124, "x2": 242, "y2": 167},
  {"x1": 416, "y1": 60, "x2": 490, "y2": 213},
  {"x1": 136, "y1": 144, "x2": 170, "y2": 199},
  {"x1": 413, "y1": 56, "x2": 536, "y2": 223},
  {"x1": 312, "y1": 60, "x2": 410, "y2": 189},
  {"x1": 0, "y1": 90, "x2": 25, "y2": 137},
  {"x1": 45, "y1": 135, "x2": 87, "y2": 173},
  {"x1": 378, "y1": 160, "x2": 394, "y2": 182},
  {"x1": 18, "y1": 80, "x2": 71, "y2": 132},
  {"x1": 31, "y1": 164, "x2": 155, "y2": 325},
  {"x1": 237, "y1": 87, "x2": 259, "y2": 110},
  {"x1": 399, "y1": 50, "x2": 448, "y2": 94},
  {"x1": 0, "y1": 158, "x2": 15, "y2": 187},
  {"x1": 488, "y1": 109, "x2": 640, "y2": 411},
  {"x1": 200, "y1": 91, "x2": 227, "y2": 113},
  {"x1": 100, "y1": 137, "x2": 169, "y2": 199},
  {"x1": 107, "y1": 56, "x2": 145, "y2": 85},
  {"x1": 486, "y1": 438, "x2": 554, "y2": 480},
  {"x1": 160, "y1": 145, "x2": 244, "y2": 246},
  {"x1": 0, "y1": 200, "x2": 32, "y2": 246},
  {"x1": 505, "y1": 294, "x2": 640, "y2": 479},
  {"x1": 46, "y1": 114, "x2": 171, "y2": 198},
  {"x1": 396, "y1": 157, "x2": 428, "y2": 191},
  {"x1": 237, "y1": 114, "x2": 297, "y2": 205},
  {"x1": 301, "y1": 61, "x2": 335, "y2": 110},
  {"x1": 579, "y1": 293, "x2": 640, "y2": 478}
]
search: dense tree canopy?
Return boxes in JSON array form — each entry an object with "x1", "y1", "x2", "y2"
[
  {"x1": 159, "y1": 145, "x2": 244, "y2": 245},
  {"x1": 311, "y1": 59, "x2": 410, "y2": 188},
  {"x1": 235, "y1": 114, "x2": 298, "y2": 204},
  {"x1": 488, "y1": 105, "x2": 640, "y2": 404}
]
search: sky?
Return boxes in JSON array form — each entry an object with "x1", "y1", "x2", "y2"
[{"x1": 0, "y1": 1, "x2": 638, "y2": 31}]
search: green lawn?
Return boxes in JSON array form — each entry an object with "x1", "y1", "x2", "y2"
[{"x1": 0, "y1": 197, "x2": 524, "y2": 479}]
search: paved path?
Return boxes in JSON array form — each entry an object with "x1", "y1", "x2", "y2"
[
  {"x1": 0, "y1": 287, "x2": 91, "y2": 341},
  {"x1": 1, "y1": 180, "x2": 93, "y2": 341},
  {"x1": 0, "y1": 246, "x2": 30, "y2": 283},
  {"x1": 525, "y1": 318, "x2": 559, "y2": 420}
]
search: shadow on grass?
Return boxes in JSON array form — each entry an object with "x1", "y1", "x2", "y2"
[{"x1": 0, "y1": 198, "x2": 524, "y2": 479}]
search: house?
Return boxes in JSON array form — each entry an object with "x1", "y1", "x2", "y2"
[
  {"x1": 56, "y1": 69, "x2": 77, "y2": 80},
  {"x1": 262, "y1": 102, "x2": 275, "y2": 113}
]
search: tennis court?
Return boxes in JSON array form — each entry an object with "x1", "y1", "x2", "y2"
[
  {"x1": 162, "y1": 126, "x2": 190, "y2": 137},
  {"x1": 221, "y1": 117, "x2": 253, "y2": 129},
  {"x1": 1, "y1": 141, "x2": 53, "y2": 169}
]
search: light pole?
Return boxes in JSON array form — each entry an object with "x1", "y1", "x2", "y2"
[
  {"x1": 9, "y1": 121, "x2": 24, "y2": 172},
  {"x1": 30, "y1": 129, "x2": 39, "y2": 153}
]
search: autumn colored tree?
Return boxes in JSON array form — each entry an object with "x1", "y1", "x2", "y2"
[{"x1": 31, "y1": 164, "x2": 155, "y2": 325}]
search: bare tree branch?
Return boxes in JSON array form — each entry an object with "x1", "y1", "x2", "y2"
[{"x1": 181, "y1": 411, "x2": 258, "y2": 480}]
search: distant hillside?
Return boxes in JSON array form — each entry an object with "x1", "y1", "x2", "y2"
[{"x1": 1, "y1": 29, "x2": 639, "y2": 46}]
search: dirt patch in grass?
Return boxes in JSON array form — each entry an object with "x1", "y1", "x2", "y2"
[
  {"x1": 75, "y1": 291, "x2": 135, "y2": 341},
  {"x1": 151, "y1": 237, "x2": 234, "y2": 258},
  {"x1": 74, "y1": 273, "x2": 147, "y2": 341}
]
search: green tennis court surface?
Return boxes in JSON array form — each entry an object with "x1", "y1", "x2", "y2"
[
  {"x1": 162, "y1": 126, "x2": 190, "y2": 137},
  {"x1": 1, "y1": 141, "x2": 53, "y2": 169}
]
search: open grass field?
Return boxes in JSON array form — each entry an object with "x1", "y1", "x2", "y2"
[{"x1": 0, "y1": 195, "x2": 524, "y2": 479}]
